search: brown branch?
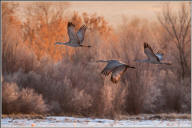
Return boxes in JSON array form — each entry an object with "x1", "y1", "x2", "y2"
[{"x1": 182, "y1": 18, "x2": 191, "y2": 45}]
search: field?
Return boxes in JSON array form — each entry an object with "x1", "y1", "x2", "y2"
[{"x1": 1, "y1": 1, "x2": 191, "y2": 127}]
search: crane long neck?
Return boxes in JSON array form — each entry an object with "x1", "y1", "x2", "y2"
[
  {"x1": 135, "y1": 59, "x2": 149, "y2": 63},
  {"x1": 96, "y1": 60, "x2": 108, "y2": 63},
  {"x1": 55, "y1": 42, "x2": 70, "y2": 45}
]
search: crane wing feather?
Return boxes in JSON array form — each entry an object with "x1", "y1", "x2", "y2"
[
  {"x1": 101, "y1": 61, "x2": 123, "y2": 76},
  {"x1": 77, "y1": 25, "x2": 87, "y2": 44},
  {"x1": 144, "y1": 42, "x2": 160, "y2": 62},
  {"x1": 67, "y1": 22, "x2": 79, "y2": 44},
  {"x1": 111, "y1": 65, "x2": 127, "y2": 83},
  {"x1": 155, "y1": 53, "x2": 163, "y2": 61}
]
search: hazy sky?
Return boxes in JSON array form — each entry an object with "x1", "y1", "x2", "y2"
[
  {"x1": 68, "y1": 1, "x2": 188, "y2": 26},
  {"x1": 9, "y1": 1, "x2": 189, "y2": 27}
]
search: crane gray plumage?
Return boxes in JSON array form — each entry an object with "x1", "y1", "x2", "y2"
[
  {"x1": 97, "y1": 60, "x2": 135, "y2": 83},
  {"x1": 55, "y1": 22, "x2": 91, "y2": 47},
  {"x1": 155, "y1": 52, "x2": 163, "y2": 61},
  {"x1": 135, "y1": 42, "x2": 171, "y2": 65}
]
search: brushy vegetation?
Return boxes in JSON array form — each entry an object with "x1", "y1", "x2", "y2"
[{"x1": 2, "y1": 2, "x2": 191, "y2": 118}]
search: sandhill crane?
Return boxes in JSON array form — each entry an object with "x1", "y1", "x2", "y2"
[
  {"x1": 97, "y1": 60, "x2": 135, "y2": 83},
  {"x1": 55, "y1": 22, "x2": 91, "y2": 48},
  {"x1": 135, "y1": 42, "x2": 171, "y2": 65}
]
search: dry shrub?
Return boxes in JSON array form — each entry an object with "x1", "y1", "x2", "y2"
[
  {"x1": 2, "y1": 82, "x2": 19, "y2": 113},
  {"x1": 70, "y1": 89, "x2": 93, "y2": 114},
  {"x1": 3, "y1": 60, "x2": 99, "y2": 116},
  {"x1": 159, "y1": 71, "x2": 191, "y2": 113},
  {"x1": 2, "y1": 81, "x2": 48, "y2": 114}
]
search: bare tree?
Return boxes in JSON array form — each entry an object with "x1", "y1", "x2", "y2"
[
  {"x1": 2, "y1": 2, "x2": 20, "y2": 73},
  {"x1": 158, "y1": 3, "x2": 191, "y2": 81}
]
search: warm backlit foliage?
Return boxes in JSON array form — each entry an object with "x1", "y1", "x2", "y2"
[
  {"x1": 21, "y1": 3, "x2": 113, "y2": 61},
  {"x1": 2, "y1": 2, "x2": 191, "y2": 117}
]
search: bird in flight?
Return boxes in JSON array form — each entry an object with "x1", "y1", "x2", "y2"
[
  {"x1": 55, "y1": 22, "x2": 91, "y2": 48},
  {"x1": 135, "y1": 42, "x2": 171, "y2": 65},
  {"x1": 97, "y1": 60, "x2": 136, "y2": 83}
]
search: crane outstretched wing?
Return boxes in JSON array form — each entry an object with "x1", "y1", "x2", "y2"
[
  {"x1": 77, "y1": 25, "x2": 87, "y2": 44},
  {"x1": 67, "y1": 22, "x2": 79, "y2": 44},
  {"x1": 101, "y1": 61, "x2": 122, "y2": 76},
  {"x1": 144, "y1": 42, "x2": 160, "y2": 62},
  {"x1": 111, "y1": 65, "x2": 127, "y2": 83},
  {"x1": 101, "y1": 63, "x2": 117, "y2": 76}
]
